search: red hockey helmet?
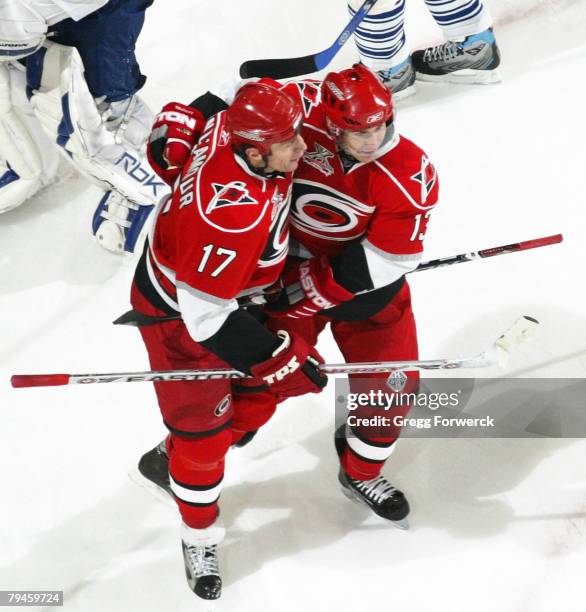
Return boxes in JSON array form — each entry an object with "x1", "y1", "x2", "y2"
[
  {"x1": 226, "y1": 82, "x2": 303, "y2": 155},
  {"x1": 321, "y1": 64, "x2": 393, "y2": 132}
]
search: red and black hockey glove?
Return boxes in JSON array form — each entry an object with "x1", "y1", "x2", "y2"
[
  {"x1": 147, "y1": 102, "x2": 205, "y2": 185},
  {"x1": 268, "y1": 255, "x2": 354, "y2": 318},
  {"x1": 250, "y1": 331, "x2": 328, "y2": 398}
]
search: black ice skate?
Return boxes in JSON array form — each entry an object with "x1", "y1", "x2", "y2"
[
  {"x1": 338, "y1": 467, "x2": 410, "y2": 529},
  {"x1": 182, "y1": 540, "x2": 222, "y2": 600},
  {"x1": 412, "y1": 28, "x2": 501, "y2": 84},
  {"x1": 232, "y1": 429, "x2": 258, "y2": 448},
  {"x1": 130, "y1": 439, "x2": 173, "y2": 505}
]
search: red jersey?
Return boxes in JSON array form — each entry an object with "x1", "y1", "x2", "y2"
[
  {"x1": 280, "y1": 80, "x2": 439, "y2": 260},
  {"x1": 147, "y1": 111, "x2": 292, "y2": 308}
]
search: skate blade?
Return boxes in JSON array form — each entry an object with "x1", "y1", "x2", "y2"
[
  {"x1": 415, "y1": 68, "x2": 501, "y2": 85},
  {"x1": 391, "y1": 517, "x2": 410, "y2": 530},
  {"x1": 341, "y1": 486, "x2": 410, "y2": 530},
  {"x1": 128, "y1": 468, "x2": 176, "y2": 508}
]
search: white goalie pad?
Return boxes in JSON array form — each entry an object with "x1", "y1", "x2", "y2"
[
  {"x1": 0, "y1": 0, "x2": 47, "y2": 61},
  {"x1": 0, "y1": 61, "x2": 58, "y2": 213},
  {"x1": 26, "y1": 41, "x2": 168, "y2": 209}
]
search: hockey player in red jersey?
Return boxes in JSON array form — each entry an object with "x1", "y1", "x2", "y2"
[
  {"x1": 127, "y1": 82, "x2": 327, "y2": 600},
  {"x1": 133, "y1": 64, "x2": 438, "y2": 586},
  {"x1": 261, "y1": 64, "x2": 439, "y2": 527}
]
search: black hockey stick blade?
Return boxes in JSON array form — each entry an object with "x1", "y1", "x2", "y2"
[
  {"x1": 240, "y1": 55, "x2": 319, "y2": 80},
  {"x1": 239, "y1": 0, "x2": 379, "y2": 79}
]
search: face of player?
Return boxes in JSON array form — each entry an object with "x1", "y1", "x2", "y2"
[
  {"x1": 340, "y1": 123, "x2": 386, "y2": 163},
  {"x1": 265, "y1": 133, "x2": 307, "y2": 173}
]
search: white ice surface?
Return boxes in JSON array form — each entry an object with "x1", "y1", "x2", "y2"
[{"x1": 1, "y1": 1, "x2": 586, "y2": 610}]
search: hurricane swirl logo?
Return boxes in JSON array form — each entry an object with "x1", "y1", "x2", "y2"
[{"x1": 291, "y1": 180, "x2": 374, "y2": 240}]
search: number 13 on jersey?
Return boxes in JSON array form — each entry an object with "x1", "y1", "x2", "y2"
[{"x1": 410, "y1": 211, "x2": 432, "y2": 242}]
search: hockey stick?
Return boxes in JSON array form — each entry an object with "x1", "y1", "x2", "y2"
[
  {"x1": 239, "y1": 0, "x2": 379, "y2": 79},
  {"x1": 415, "y1": 234, "x2": 563, "y2": 273},
  {"x1": 111, "y1": 234, "x2": 562, "y2": 327},
  {"x1": 10, "y1": 316, "x2": 538, "y2": 388}
]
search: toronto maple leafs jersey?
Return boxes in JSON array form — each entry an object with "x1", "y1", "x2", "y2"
[
  {"x1": 280, "y1": 80, "x2": 439, "y2": 296},
  {"x1": 140, "y1": 110, "x2": 292, "y2": 343}
]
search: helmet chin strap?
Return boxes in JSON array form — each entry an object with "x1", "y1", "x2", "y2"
[{"x1": 236, "y1": 147, "x2": 283, "y2": 178}]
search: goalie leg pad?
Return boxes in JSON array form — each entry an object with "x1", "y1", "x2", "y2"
[
  {"x1": 92, "y1": 190, "x2": 154, "y2": 254},
  {"x1": 0, "y1": 62, "x2": 58, "y2": 213},
  {"x1": 26, "y1": 41, "x2": 168, "y2": 207},
  {"x1": 0, "y1": 1, "x2": 48, "y2": 61}
]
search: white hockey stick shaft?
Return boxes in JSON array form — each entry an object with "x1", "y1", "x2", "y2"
[{"x1": 10, "y1": 317, "x2": 538, "y2": 388}]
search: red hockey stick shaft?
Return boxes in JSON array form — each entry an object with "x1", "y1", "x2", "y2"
[
  {"x1": 478, "y1": 234, "x2": 563, "y2": 258},
  {"x1": 415, "y1": 233, "x2": 562, "y2": 272}
]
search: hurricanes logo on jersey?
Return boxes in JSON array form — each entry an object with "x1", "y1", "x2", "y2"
[
  {"x1": 303, "y1": 143, "x2": 335, "y2": 177},
  {"x1": 206, "y1": 181, "x2": 258, "y2": 213},
  {"x1": 291, "y1": 180, "x2": 374, "y2": 240},
  {"x1": 410, "y1": 156, "x2": 437, "y2": 205},
  {"x1": 214, "y1": 395, "x2": 231, "y2": 417},
  {"x1": 296, "y1": 82, "x2": 322, "y2": 116}
]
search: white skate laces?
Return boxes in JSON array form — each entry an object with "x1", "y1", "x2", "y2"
[
  {"x1": 184, "y1": 544, "x2": 220, "y2": 578},
  {"x1": 352, "y1": 474, "x2": 398, "y2": 504},
  {"x1": 423, "y1": 40, "x2": 462, "y2": 63}
]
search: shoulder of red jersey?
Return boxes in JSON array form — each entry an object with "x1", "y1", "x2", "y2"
[
  {"x1": 173, "y1": 111, "x2": 289, "y2": 234},
  {"x1": 279, "y1": 79, "x2": 326, "y2": 126},
  {"x1": 372, "y1": 134, "x2": 439, "y2": 212}
]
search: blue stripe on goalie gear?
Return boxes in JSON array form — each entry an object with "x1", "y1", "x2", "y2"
[
  {"x1": 0, "y1": 43, "x2": 44, "y2": 59},
  {"x1": 92, "y1": 191, "x2": 154, "y2": 253},
  {"x1": 25, "y1": 46, "x2": 47, "y2": 100},
  {"x1": 92, "y1": 191, "x2": 110, "y2": 235},
  {"x1": 123, "y1": 202, "x2": 153, "y2": 253},
  {"x1": 57, "y1": 94, "x2": 74, "y2": 151},
  {"x1": 0, "y1": 163, "x2": 19, "y2": 189}
]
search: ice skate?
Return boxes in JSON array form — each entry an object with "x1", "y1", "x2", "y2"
[
  {"x1": 182, "y1": 540, "x2": 222, "y2": 600},
  {"x1": 377, "y1": 57, "x2": 416, "y2": 99},
  {"x1": 232, "y1": 429, "x2": 258, "y2": 448},
  {"x1": 181, "y1": 521, "x2": 225, "y2": 600},
  {"x1": 338, "y1": 467, "x2": 410, "y2": 529},
  {"x1": 412, "y1": 28, "x2": 501, "y2": 84},
  {"x1": 130, "y1": 439, "x2": 173, "y2": 505}
]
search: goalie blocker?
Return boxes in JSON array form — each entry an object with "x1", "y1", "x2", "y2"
[{"x1": 0, "y1": 41, "x2": 166, "y2": 253}]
